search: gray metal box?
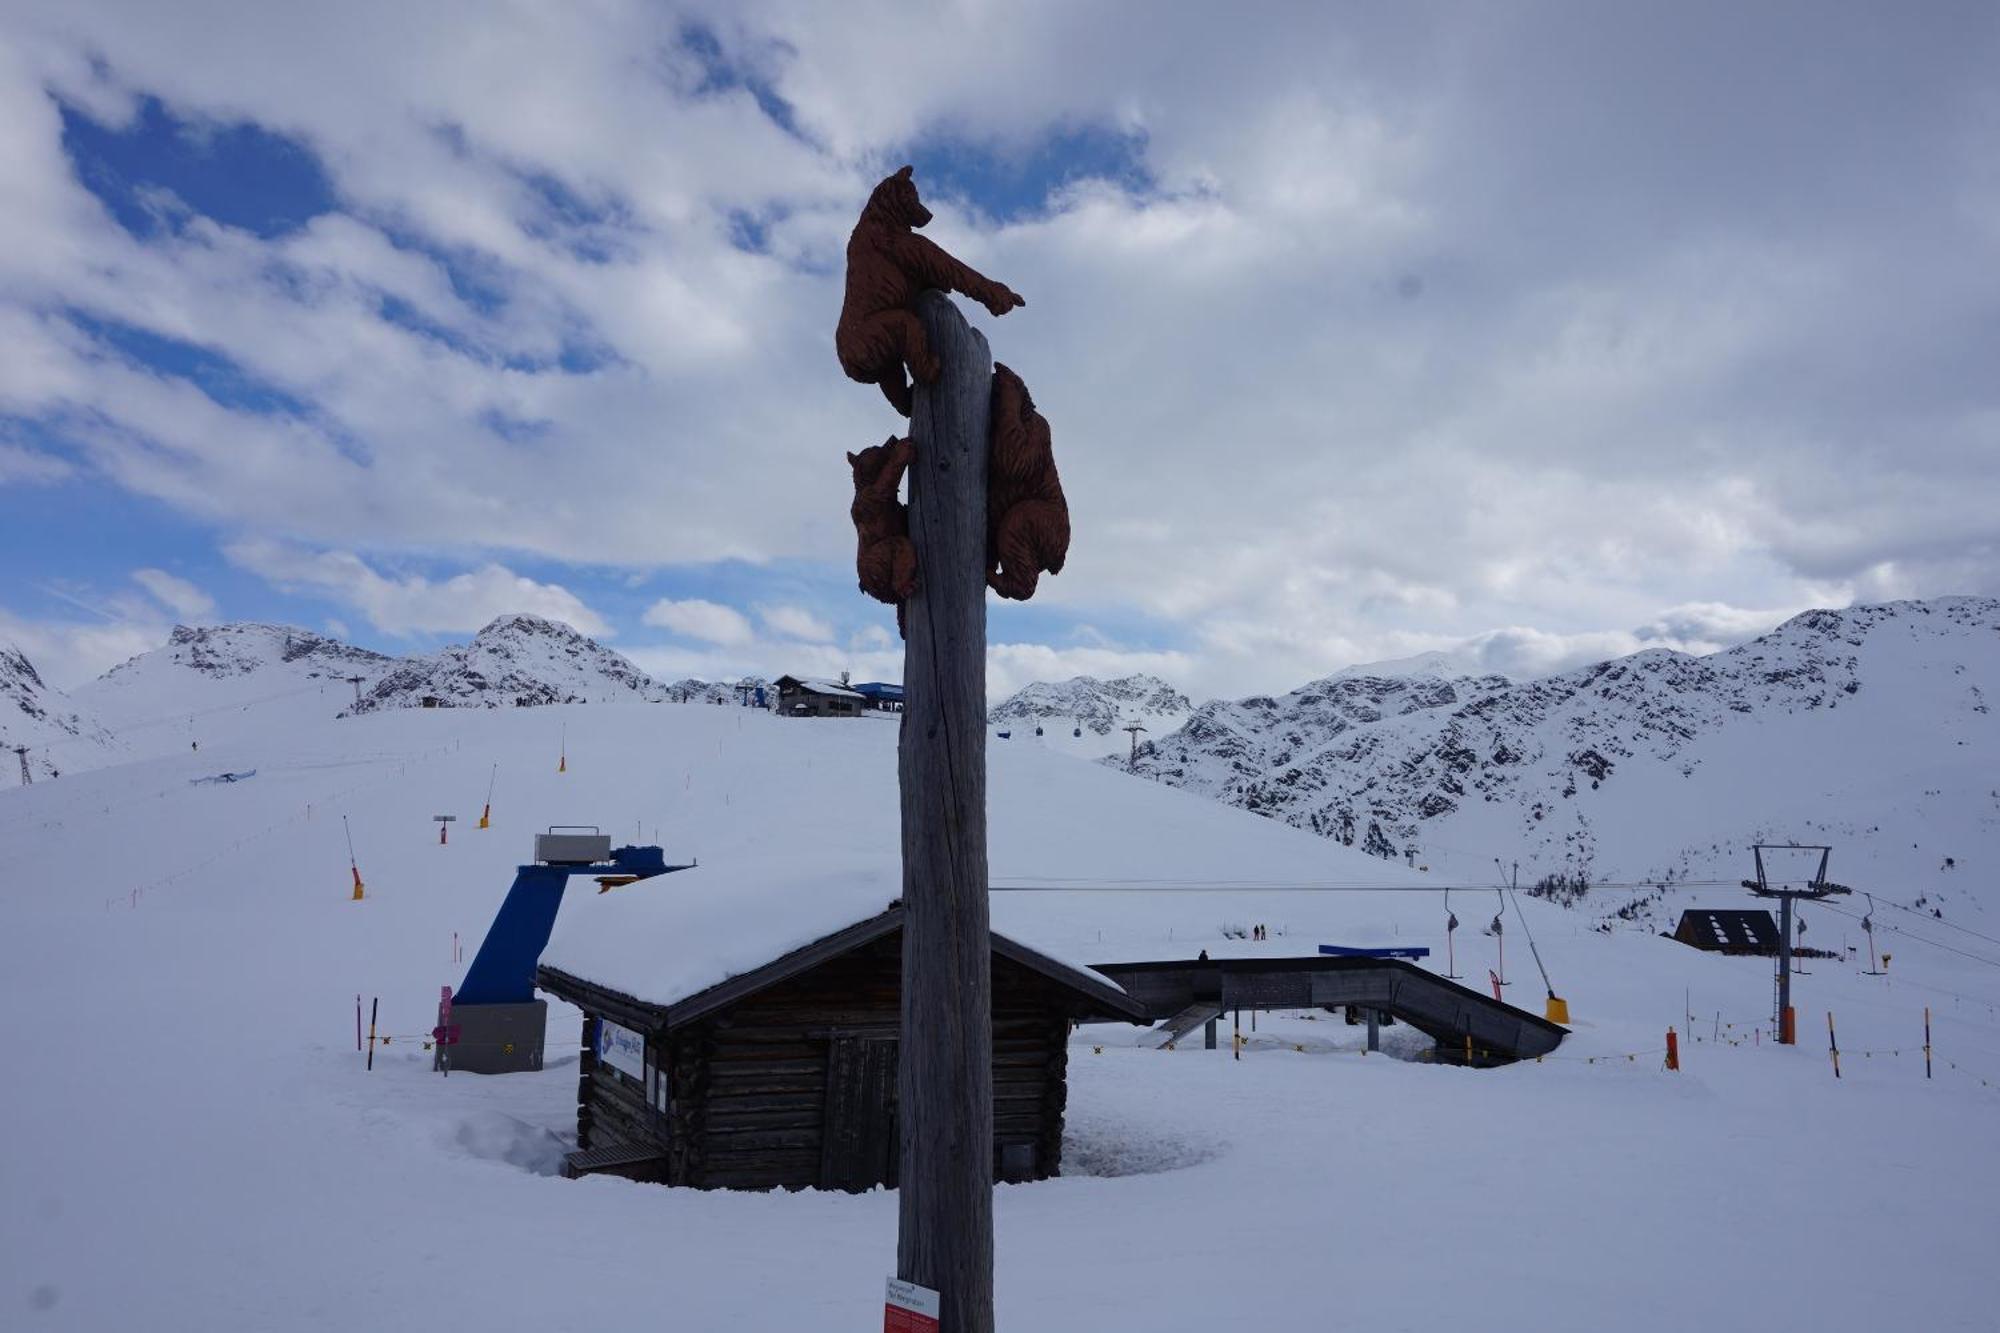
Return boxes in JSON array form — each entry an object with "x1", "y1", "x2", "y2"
[
  {"x1": 536, "y1": 830, "x2": 611, "y2": 864},
  {"x1": 445, "y1": 1000, "x2": 547, "y2": 1074}
]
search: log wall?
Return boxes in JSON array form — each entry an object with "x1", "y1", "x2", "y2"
[{"x1": 565, "y1": 933, "x2": 1074, "y2": 1192}]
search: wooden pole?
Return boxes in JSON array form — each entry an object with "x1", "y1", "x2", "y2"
[{"x1": 897, "y1": 290, "x2": 994, "y2": 1333}]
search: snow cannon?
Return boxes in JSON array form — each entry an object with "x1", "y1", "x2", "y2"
[{"x1": 450, "y1": 828, "x2": 692, "y2": 1073}]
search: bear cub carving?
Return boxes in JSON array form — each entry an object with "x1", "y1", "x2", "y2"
[
  {"x1": 986, "y1": 363, "x2": 1069, "y2": 601},
  {"x1": 849, "y1": 436, "x2": 918, "y2": 630},
  {"x1": 835, "y1": 166, "x2": 1025, "y2": 417}
]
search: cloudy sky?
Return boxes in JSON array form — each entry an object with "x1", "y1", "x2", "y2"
[{"x1": 1, "y1": 2, "x2": 1995, "y2": 697}]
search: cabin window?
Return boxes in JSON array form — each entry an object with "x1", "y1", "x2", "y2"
[{"x1": 648, "y1": 1048, "x2": 671, "y2": 1115}]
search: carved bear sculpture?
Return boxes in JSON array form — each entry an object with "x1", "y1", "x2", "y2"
[
  {"x1": 986, "y1": 363, "x2": 1069, "y2": 601},
  {"x1": 835, "y1": 166, "x2": 1025, "y2": 416},
  {"x1": 849, "y1": 436, "x2": 918, "y2": 633}
]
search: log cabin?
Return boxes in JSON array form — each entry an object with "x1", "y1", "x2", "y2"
[{"x1": 538, "y1": 902, "x2": 1145, "y2": 1191}]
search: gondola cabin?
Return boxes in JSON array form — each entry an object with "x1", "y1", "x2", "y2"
[{"x1": 538, "y1": 901, "x2": 1144, "y2": 1191}]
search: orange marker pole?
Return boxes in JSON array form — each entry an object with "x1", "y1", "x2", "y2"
[{"x1": 1665, "y1": 1027, "x2": 1679, "y2": 1071}]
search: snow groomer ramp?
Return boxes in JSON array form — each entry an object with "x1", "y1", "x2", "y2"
[{"x1": 1092, "y1": 955, "x2": 1568, "y2": 1065}]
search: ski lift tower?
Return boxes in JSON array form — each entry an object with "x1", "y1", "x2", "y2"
[
  {"x1": 1122, "y1": 722, "x2": 1148, "y2": 771},
  {"x1": 13, "y1": 745, "x2": 30, "y2": 787},
  {"x1": 1742, "y1": 844, "x2": 1850, "y2": 1044}
]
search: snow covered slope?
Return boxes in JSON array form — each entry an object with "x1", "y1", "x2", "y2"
[
  {"x1": 3, "y1": 695, "x2": 1997, "y2": 1332},
  {"x1": 0, "y1": 641, "x2": 118, "y2": 779},
  {"x1": 74, "y1": 623, "x2": 391, "y2": 762},
  {"x1": 1129, "y1": 598, "x2": 2000, "y2": 901},
  {"x1": 349, "y1": 614, "x2": 661, "y2": 713},
  {"x1": 990, "y1": 673, "x2": 1192, "y2": 759}
]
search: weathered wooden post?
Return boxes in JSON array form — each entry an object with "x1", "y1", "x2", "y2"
[{"x1": 897, "y1": 289, "x2": 995, "y2": 1332}]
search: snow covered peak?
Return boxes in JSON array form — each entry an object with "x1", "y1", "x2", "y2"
[
  {"x1": 74, "y1": 622, "x2": 392, "y2": 760},
  {"x1": 102, "y1": 623, "x2": 394, "y2": 682},
  {"x1": 1129, "y1": 596, "x2": 2000, "y2": 888},
  {"x1": 0, "y1": 641, "x2": 118, "y2": 780},
  {"x1": 991, "y1": 673, "x2": 1192, "y2": 736},
  {"x1": 663, "y1": 677, "x2": 769, "y2": 705},
  {"x1": 1328, "y1": 648, "x2": 1501, "y2": 682},
  {"x1": 350, "y1": 617, "x2": 659, "y2": 713}
]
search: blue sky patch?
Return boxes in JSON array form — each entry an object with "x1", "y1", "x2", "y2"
[
  {"x1": 71, "y1": 312, "x2": 312, "y2": 419},
  {"x1": 904, "y1": 122, "x2": 1155, "y2": 224},
  {"x1": 678, "y1": 23, "x2": 805, "y2": 143},
  {"x1": 60, "y1": 95, "x2": 337, "y2": 240}
]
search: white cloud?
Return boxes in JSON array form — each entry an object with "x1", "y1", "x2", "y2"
[
  {"x1": 0, "y1": 608, "x2": 168, "y2": 689},
  {"x1": 757, "y1": 603, "x2": 835, "y2": 643},
  {"x1": 642, "y1": 598, "x2": 755, "y2": 646},
  {"x1": 131, "y1": 568, "x2": 215, "y2": 619},
  {"x1": 0, "y1": 441, "x2": 71, "y2": 483},
  {"x1": 225, "y1": 539, "x2": 609, "y2": 638},
  {"x1": 0, "y1": 6, "x2": 1989, "y2": 696}
]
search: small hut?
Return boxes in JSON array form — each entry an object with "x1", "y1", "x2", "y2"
[
  {"x1": 539, "y1": 901, "x2": 1144, "y2": 1191},
  {"x1": 1673, "y1": 908, "x2": 1781, "y2": 956},
  {"x1": 772, "y1": 675, "x2": 867, "y2": 717}
]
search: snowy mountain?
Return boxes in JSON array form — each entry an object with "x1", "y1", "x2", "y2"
[
  {"x1": 0, "y1": 642, "x2": 118, "y2": 781},
  {"x1": 1128, "y1": 598, "x2": 2000, "y2": 896},
  {"x1": 349, "y1": 614, "x2": 661, "y2": 713},
  {"x1": 990, "y1": 674, "x2": 1192, "y2": 758},
  {"x1": 662, "y1": 676, "x2": 769, "y2": 705},
  {"x1": 72, "y1": 623, "x2": 388, "y2": 763}
]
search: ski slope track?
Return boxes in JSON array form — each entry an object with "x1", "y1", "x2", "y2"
[{"x1": 2, "y1": 652, "x2": 1997, "y2": 1329}]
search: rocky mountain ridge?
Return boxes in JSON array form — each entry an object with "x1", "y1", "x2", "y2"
[
  {"x1": 989, "y1": 673, "x2": 1192, "y2": 736},
  {"x1": 0, "y1": 643, "x2": 118, "y2": 780},
  {"x1": 348, "y1": 615, "x2": 662, "y2": 713},
  {"x1": 1123, "y1": 597, "x2": 2000, "y2": 888}
]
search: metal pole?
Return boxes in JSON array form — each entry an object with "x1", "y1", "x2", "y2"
[{"x1": 1777, "y1": 894, "x2": 1794, "y2": 1041}]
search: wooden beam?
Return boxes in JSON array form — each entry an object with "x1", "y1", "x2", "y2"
[{"x1": 897, "y1": 289, "x2": 994, "y2": 1333}]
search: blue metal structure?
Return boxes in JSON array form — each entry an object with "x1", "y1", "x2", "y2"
[
  {"x1": 456, "y1": 844, "x2": 692, "y2": 1005},
  {"x1": 851, "y1": 681, "x2": 904, "y2": 708},
  {"x1": 1318, "y1": 943, "x2": 1431, "y2": 962}
]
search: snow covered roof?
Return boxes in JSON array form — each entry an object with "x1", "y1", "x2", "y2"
[
  {"x1": 542, "y1": 891, "x2": 1145, "y2": 1026},
  {"x1": 776, "y1": 676, "x2": 865, "y2": 699},
  {"x1": 540, "y1": 716, "x2": 1439, "y2": 1012}
]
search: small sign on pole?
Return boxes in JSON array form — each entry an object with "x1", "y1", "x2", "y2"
[{"x1": 884, "y1": 1278, "x2": 941, "y2": 1333}]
